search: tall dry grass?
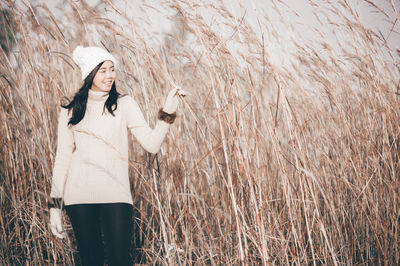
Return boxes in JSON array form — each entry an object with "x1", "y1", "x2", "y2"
[{"x1": 1, "y1": 0, "x2": 399, "y2": 265}]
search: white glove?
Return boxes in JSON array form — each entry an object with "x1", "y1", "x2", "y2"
[
  {"x1": 49, "y1": 208, "x2": 65, "y2": 239},
  {"x1": 162, "y1": 86, "x2": 187, "y2": 114}
]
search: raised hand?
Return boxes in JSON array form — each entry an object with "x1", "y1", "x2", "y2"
[{"x1": 162, "y1": 86, "x2": 187, "y2": 114}]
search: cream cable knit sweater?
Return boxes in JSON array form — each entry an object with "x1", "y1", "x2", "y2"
[{"x1": 50, "y1": 89, "x2": 170, "y2": 205}]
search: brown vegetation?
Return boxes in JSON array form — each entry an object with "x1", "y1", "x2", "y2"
[{"x1": 1, "y1": 0, "x2": 399, "y2": 265}]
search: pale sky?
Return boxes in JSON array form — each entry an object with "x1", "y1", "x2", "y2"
[{"x1": 19, "y1": 0, "x2": 400, "y2": 69}]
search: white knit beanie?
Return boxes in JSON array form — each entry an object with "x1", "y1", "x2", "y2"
[{"x1": 72, "y1": 46, "x2": 117, "y2": 80}]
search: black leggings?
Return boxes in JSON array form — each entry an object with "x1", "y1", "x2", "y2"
[{"x1": 65, "y1": 203, "x2": 133, "y2": 266}]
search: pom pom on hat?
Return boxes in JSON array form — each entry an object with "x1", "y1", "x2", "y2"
[{"x1": 73, "y1": 46, "x2": 117, "y2": 80}]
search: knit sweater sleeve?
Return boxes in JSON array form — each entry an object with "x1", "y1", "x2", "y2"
[
  {"x1": 123, "y1": 96, "x2": 170, "y2": 154},
  {"x1": 50, "y1": 107, "x2": 75, "y2": 198}
]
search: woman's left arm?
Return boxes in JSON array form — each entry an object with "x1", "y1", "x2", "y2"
[{"x1": 124, "y1": 88, "x2": 183, "y2": 154}]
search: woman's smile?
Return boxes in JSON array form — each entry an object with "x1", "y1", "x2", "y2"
[{"x1": 91, "y1": 60, "x2": 116, "y2": 92}]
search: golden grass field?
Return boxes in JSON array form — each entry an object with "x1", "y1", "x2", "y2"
[{"x1": 1, "y1": 0, "x2": 399, "y2": 265}]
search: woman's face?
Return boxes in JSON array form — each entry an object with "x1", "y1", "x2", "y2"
[{"x1": 91, "y1": 60, "x2": 116, "y2": 92}]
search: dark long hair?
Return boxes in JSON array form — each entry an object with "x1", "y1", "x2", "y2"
[{"x1": 62, "y1": 61, "x2": 120, "y2": 126}]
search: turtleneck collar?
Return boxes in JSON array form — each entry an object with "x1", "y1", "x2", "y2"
[{"x1": 88, "y1": 89, "x2": 109, "y2": 102}]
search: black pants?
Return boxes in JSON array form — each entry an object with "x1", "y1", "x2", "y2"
[{"x1": 65, "y1": 203, "x2": 133, "y2": 266}]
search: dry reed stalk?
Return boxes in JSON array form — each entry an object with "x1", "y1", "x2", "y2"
[{"x1": 1, "y1": 0, "x2": 399, "y2": 264}]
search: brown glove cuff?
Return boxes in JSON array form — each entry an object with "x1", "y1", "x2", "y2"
[{"x1": 158, "y1": 108, "x2": 177, "y2": 124}]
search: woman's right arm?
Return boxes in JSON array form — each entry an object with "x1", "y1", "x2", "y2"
[{"x1": 50, "y1": 107, "x2": 75, "y2": 199}]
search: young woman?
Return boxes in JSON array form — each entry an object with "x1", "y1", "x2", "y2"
[{"x1": 48, "y1": 46, "x2": 185, "y2": 265}]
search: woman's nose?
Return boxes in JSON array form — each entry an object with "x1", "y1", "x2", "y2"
[{"x1": 106, "y1": 71, "x2": 113, "y2": 78}]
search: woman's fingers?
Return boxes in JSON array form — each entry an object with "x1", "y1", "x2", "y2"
[
  {"x1": 163, "y1": 89, "x2": 179, "y2": 113},
  {"x1": 176, "y1": 89, "x2": 187, "y2": 97},
  {"x1": 50, "y1": 208, "x2": 65, "y2": 239},
  {"x1": 163, "y1": 86, "x2": 187, "y2": 114},
  {"x1": 56, "y1": 222, "x2": 65, "y2": 238},
  {"x1": 173, "y1": 86, "x2": 187, "y2": 97},
  {"x1": 50, "y1": 223, "x2": 65, "y2": 239}
]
